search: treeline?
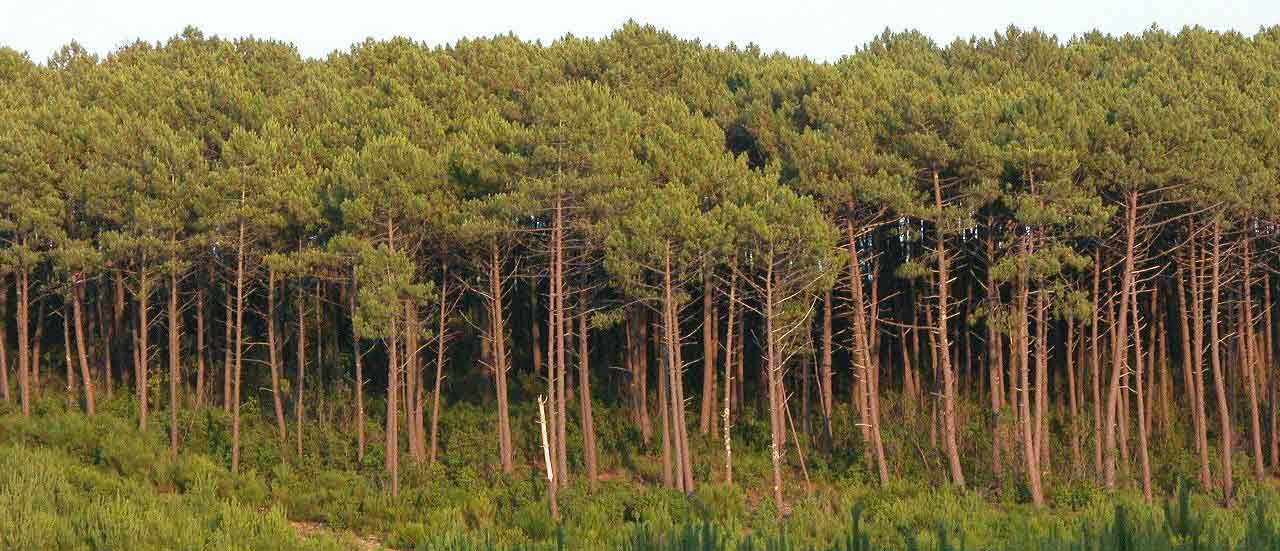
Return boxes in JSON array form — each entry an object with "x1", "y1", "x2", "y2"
[{"x1": 1, "y1": 22, "x2": 1279, "y2": 514}]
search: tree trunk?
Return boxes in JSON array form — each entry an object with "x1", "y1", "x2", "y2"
[
  {"x1": 764, "y1": 253, "x2": 785, "y2": 515},
  {"x1": 430, "y1": 263, "x2": 449, "y2": 465},
  {"x1": 490, "y1": 245, "x2": 514, "y2": 474},
  {"x1": 138, "y1": 256, "x2": 150, "y2": 431},
  {"x1": 530, "y1": 291, "x2": 543, "y2": 375},
  {"x1": 195, "y1": 286, "x2": 205, "y2": 408},
  {"x1": 821, "y1": 288, "x2": 834, "y2": 426},
  {"x1": 537, "y1": 396, "x2": 558, "y2": 519},
  {"x1": 1017, "y1": 236, "x2": 1044, "y2": 506},
  {"x1": 932, "y1": 172, "x2": 964, "y2": 489},
  {"x1": 657, "y1": 312, "x2": 673, "y2": 488},
  {"x1": 73, "y1": 285, "x2": 94, "y2": 414},
  {"x1": 723, "y1": 266, "x2": 738, "y2": 484},
  {"x1": 1103, "y1": 190, "x2": 1138, "y2": 490},
  {"x1": 552, "y1": 198, "x2": 569, "y2": 488},
  {"x1": 1181, "y1": 233, "x2": 1212, "y2": 489},
  {"x1": 385, "y1": 219, "x2": 400, "y2": 497},
  {"x1": 662, "y1": 242, "x2": 696, "y2": 492},
  {"x1": 845, "y1": 216, "x2": 889, "y2": 485},
  {"x1": 387, "y1": 309, "x2": 400, "y2": 497},
  {"x1": 63, "y1": 303, "x2": 75, "y2": 399},
  {"x1": 350, "y1": 281, "x2": 365, "y2": 462},
  {"x1": 267, "y1": 270, "x2": 288, "y2": 447},
  {"x1": 223, "y1": 282, "x2": 233, "y2": 414},
  {"x1": 1066, "y1": 319, "x2": 1081, "y2": 472},
  {"x1": 110, "y1": 272, "x2": 125, "y2": 401},
  {"x1": 1129, "y1": 276, "x2": 1153, "y2": 502},
  {"x1": 168, "y1": 263, "x2": 180, "y2": 456},
  {"x1": 1241, "y1": 233, "x2": 1265, "y2": 481},
  {"x1": 0, "y1": 275, "x2": 9, "y2": 404},
  {"x1": 296, "y1": 283, "x2": 307, "y2": 458},
  {"x1": 989, "y1": 226, "x2": 1005, "y2": 486},
  {"x1": 1208, "y1": 222, "x2": 1233, "y2": 504},
  {"x1": 578, "y1": 306, "x2": 598, "y2": 492},
  {"x1": 700, "y1": 271, "x2": 716, "y2": 436},
  {"x1": 1035, "y1": 282, "x2": 1050, "y2": 477},
  {"x1": 33, "y1": 300, "x2": 45, "y2": 394},
  {"x1": 405, "y1": 300, "x2": 422, "y2": 464},
  {"x1": 97, "y1": 285, "x2": 112, "y2": 401},
  {"x1": 1266, "y1": 272, "x2": 1278, "y2": 472},
  {"x1": 231, "y1": 214, "x2": 246, "y2": 474},
  {"x1": 16, "y1": 269, "x2": 30, "y2": 417}
]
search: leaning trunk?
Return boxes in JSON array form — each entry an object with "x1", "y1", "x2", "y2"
[{"x1": 73, "y1": 285, "x2": 94, "y2": 414}]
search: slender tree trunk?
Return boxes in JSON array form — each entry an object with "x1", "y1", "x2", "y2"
[
  {"x1": 723, "y1": 266, "x2": 738, "y2": 484},
  {"x1": 63, "y1": 303, "x2": 74, "y2": 399},
  {"x1": 402, "y1": 291, "x2": 417, "y2": 467},
  {"x1": 223, "y1": 282, "x2": 233, "y2": 414},
  {"x1": 932, "y1": 172, "x2": 964, "y2": 489},
  {"x1": 195, "y1": 286, "x2": 205, "y2": 408},
  {"x1": 136, "y1": 256, "x2": 152, "y2": 433},
  {"x1": 545, "y1": 265, "x2": 560, "y2": 487},
  {"x1": 734, "y1": 310, "x2": 744, "y2": 414},
  {"x1": 1066, "y1": 319, "x2": 1081, "y2": 472},
  {"x1": 1017, "y1": 236, "x2": 1044, "y2": 506},
  {"x1": 1035, "y1": 283, "x2": 1050, "y2": 477},
  {"x1": 764, "y1": 254, "x2": 785, "y2": 515},
  {"x1": 231, "y1": 214, "x2": 246, "y2": 474},
  {"x1": 137, "y1": 256, "x2": 151, "y2": 431},
  {"x1": 1208, "y1": 222, "x2": 1233, "y2": 505},
  {"x1": 97, "y1": 285, "x2": 112, "y2": 401},
  {"x1": 0, "y1": 275, "x2": 9, "y2": 404},
  {"x1": 700, "y1": 271, "x2": 716, "y2": 436},
  {"x1": 267, "y1": 270, "x2": 287, "y2": 447},
  {"x1": 1242, "y1": 233, "x2": 1265, "y2": 481},
  {"x1": 553, "y1": 199, "x2": 569, "y2": 488},
  {"x1": 168, "y1": 263, "x2": 181, "y2": 456},
  {"x1": 33, "y1": 300, "x2": 45, "y2": 394},
  {"x1": 387, "y1": 308, "x2": 400, "y2": 497},
  {"x1": 663, "y1": 242, "x2": 692, "y2": 492},
  {"x1": 1149, "y1": 286, "x2": 1164, "y2": 434},
  {"x1": 1129, "y1": 277, "x2": 1153, "y2": 502},
  {"x1": 385, "y1": 219, "x2": 401, "y2": 497},
  {"x1": 578, "y1": 305, "x2": 598, "y2": 491},
  {"x1": 296, "y1": 283, "x2": 307, "y2": 458},
  {"x1": 1181, "y1": 233, "x2": 1212, "y2": 489},
  {"x1": 73, "y1": 285, "x2": 94, "y2": 414},
  {"x1": 1158, "y1": 299, "x2": 1172, "y2": 434},
  {"x1": 636, "y1": 309, "x2": 652, "y2": 444},
  {"x1": 531, "y1": 291, "x2": 543, "y2": 375},
  {"x1": 427, "y1": 262, "x2": 448, "y2": 463},
  {"x1": 640, "y1": 310, "x2": 650, "y2": 443},
  {"x1": 16, "y1": 269, "x2": 30, "y2": 417},
  {"x1": 1266, "y1": 272, "x2": 1278, "y2": 472},
  {"x1": 845, "y1": 216, "x2": 889, "y2": 485},
  {"x1": 1104, "y1": 190, "x2": 1138, "y2": 490},
  {"x1": 821, "y1": 288, "x2": 834, "y2": 426},
  {"x1": 537, "y1": 395, "x2": 558, "y2": 519},
  {"x1": 657, "y1": 313, "x2": 673, "y2": 488},
  {"x1": 490, "y1": 245, "x2": 514, "y2": 474},
  {"x1": 351, "y1": 281, "x2": 365, "y2": 462}
]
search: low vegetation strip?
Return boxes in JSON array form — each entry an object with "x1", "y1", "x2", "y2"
[{"x1": 5, "y1": 404, "x2": 1280, "y2": 550}]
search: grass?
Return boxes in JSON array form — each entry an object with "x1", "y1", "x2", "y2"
[{"x1": 4, "y1": 390, "x2": 1280, "y2": 550}]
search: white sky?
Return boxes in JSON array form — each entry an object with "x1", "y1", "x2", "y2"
[{"x1": 3, "y1": 0, "x2": 1277, "y2": 63}]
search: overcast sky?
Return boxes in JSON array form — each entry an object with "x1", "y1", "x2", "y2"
[{"x1": 3, "y1": 0, "x2": 1277, "y2": 63}]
